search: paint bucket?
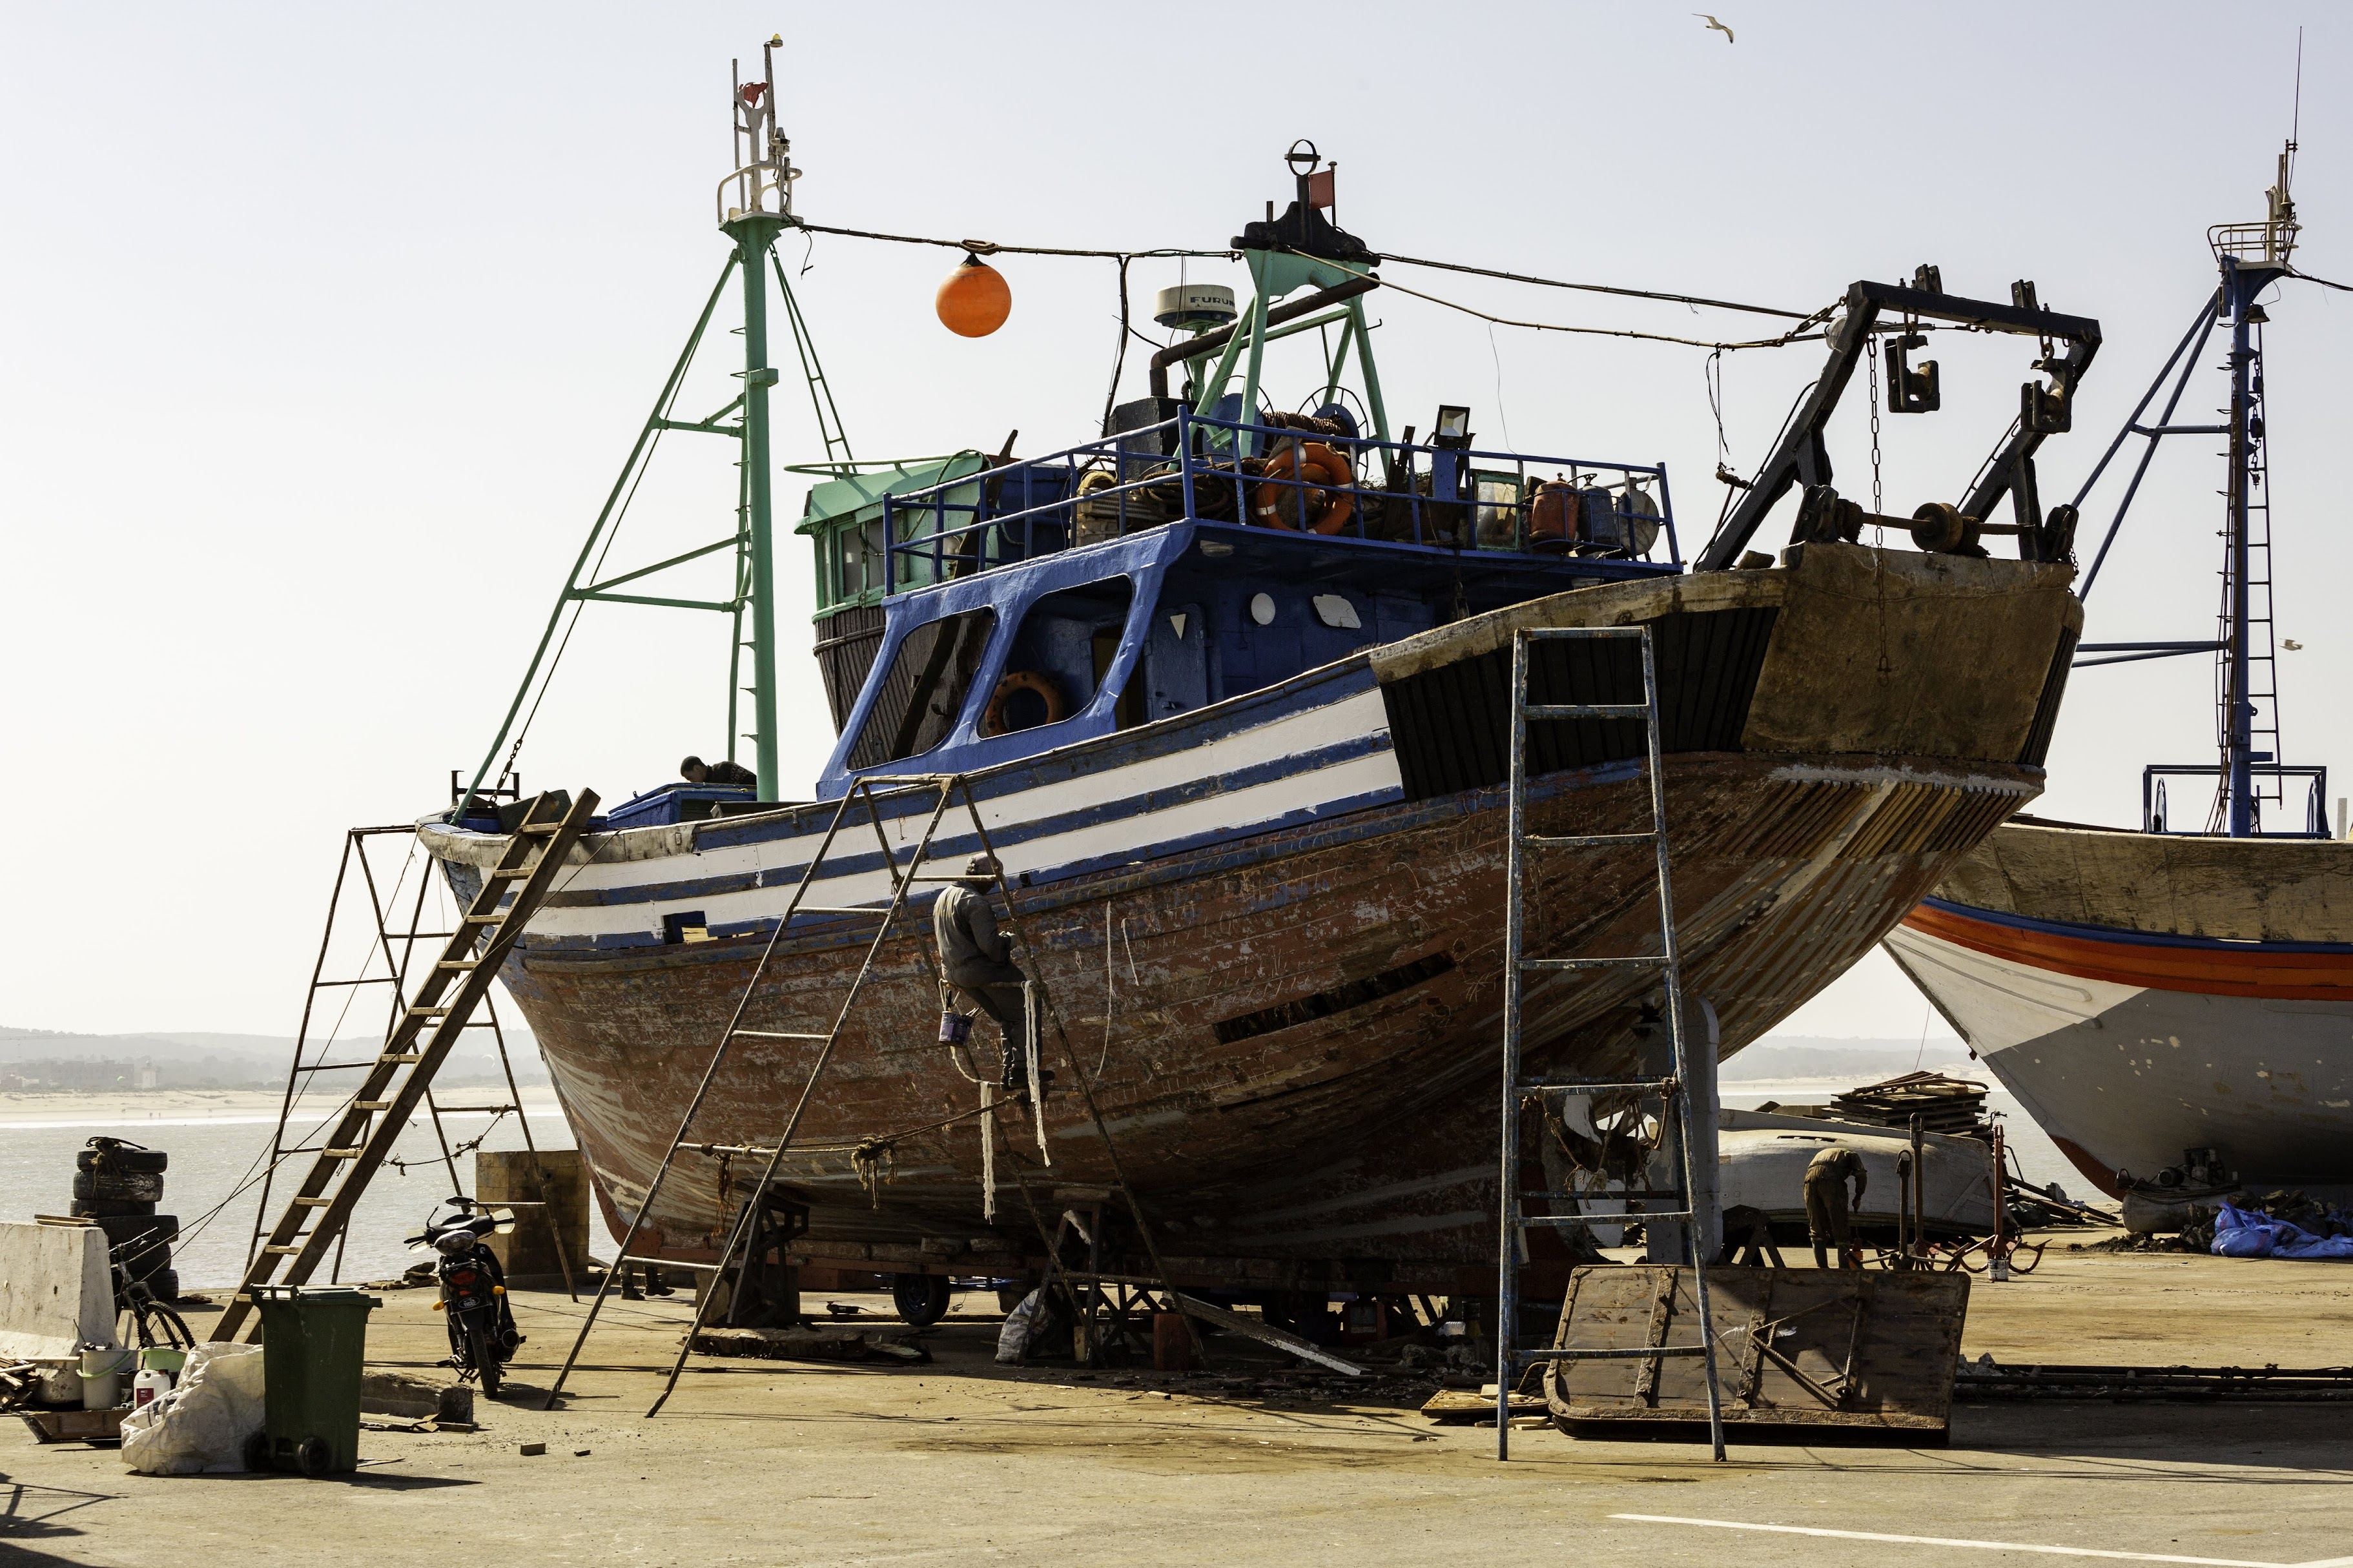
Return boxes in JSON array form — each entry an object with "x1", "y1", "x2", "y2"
[
  {"x1": 138, "y1": 1346, "x2": 189, "y2": 1379},
  {"x1": 77, "y1": 1346, "x2": 135, "y2": 1409},
  {"x1": 938, "y1": 1010, "x2": 972, "y2": 1045}
]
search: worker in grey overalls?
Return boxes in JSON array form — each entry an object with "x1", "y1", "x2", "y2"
[
  {"x1": 1805, "y1": 1145, "x2": 1868, "y2": 1269},
  {"x1": 932, "y1": 854, "x2": 1030, "y2": 1092}
]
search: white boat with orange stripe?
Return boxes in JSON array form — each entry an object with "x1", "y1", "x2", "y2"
[{"x1": 1887, "y1": 824, "x2": 2353, "y2": 1199}]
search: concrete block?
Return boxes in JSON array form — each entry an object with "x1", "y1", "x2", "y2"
[
  {"x1": 475, "y1": 1148, "x2": 588, "y2": 1286},
  {"x1": 0, "y1": 1221, "x2": 112, "y2": 1362}
]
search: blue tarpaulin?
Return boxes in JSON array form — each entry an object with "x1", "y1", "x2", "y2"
[{"x1": 2210, "y1": 1201, "x2": 2353, "y2": 1260}]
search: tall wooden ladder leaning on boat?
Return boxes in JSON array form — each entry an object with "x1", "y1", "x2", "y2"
[
  {"x1": 214, "y1": 788, "x2": 600, "y2": 1341},
  {"x1": 540, "y1": 772, "x2": 1205, "y2": 1416},
  {"x1": 241, "y1": 824, "x2": 581, "y2": 1302},
  {"x1": 1494, "y1": 625, "x2": 1725, "y2": 1462}
]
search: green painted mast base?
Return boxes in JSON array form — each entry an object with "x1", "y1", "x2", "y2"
[{"x1": 724, "y1": 210, "x2": 788, "y2": 802}]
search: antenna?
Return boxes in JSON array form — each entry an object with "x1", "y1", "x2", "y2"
[{"x1": 2292, "y1": 28, "x2": 2304, "y2": 152}]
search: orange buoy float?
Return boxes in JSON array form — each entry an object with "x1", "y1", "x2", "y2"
[
  {"x1": 1249, "y1": 441, "x2": 1356, "y2": 535},
  {"x1": 981, "y1": 669, "x2": 1067, "y2": 736},
  {"x1": 936, "y1": 252, "x2": 1011, "y2": 338}
]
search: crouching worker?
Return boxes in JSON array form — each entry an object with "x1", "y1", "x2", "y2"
[
  {"x1": 1804, "y1": 1145, "x2": 1868, "y2": 1269},
  {"x1": 932, "y1": 855, "x2": 1031, "y2": 1092},
  {"x1": 681, "y1": 755, "x2": 758, "y2": 790}
]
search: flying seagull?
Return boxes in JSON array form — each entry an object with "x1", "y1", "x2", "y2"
[{"x1": 1695, "y1": 12, "x2": 1734, "y2": 41}]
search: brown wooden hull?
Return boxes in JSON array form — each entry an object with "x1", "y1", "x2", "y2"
[
  {"x1": 434, "y1": 544, "x2": 2080, "y2": 1288},
  {"x1": 501, "y1": 749, "x2": 2036, "y2": 1286}
]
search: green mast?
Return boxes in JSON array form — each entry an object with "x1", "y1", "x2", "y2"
[
  {"x1": 453, "y1": 41, "x2": 832, "y2": 820},
  {"x1": 722, "y1": 36, "x2": 799, "y2": 802},
  {"x1": 728, "y1": 208, "x2": 786, "y2": 800}
]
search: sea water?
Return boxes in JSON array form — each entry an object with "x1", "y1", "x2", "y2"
[{"x1": 0, "y1": 1105, "x2": 575, "y2": 1289}]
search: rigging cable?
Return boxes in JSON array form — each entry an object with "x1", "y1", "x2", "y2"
[
  {"x1": 1381, "y1": 250, "x2": 1816, "y2": 321},
  {"x1": 793, "y1": 221, "x2": 1223, "y2": 261},
  {"x1": 1100, "y1": 254, "x2": 1133, "y2": 436},
  {"x1": 1284, "y1": 253, "x2": 1829, "y2": 352}
]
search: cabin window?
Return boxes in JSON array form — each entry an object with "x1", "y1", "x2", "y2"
[
  {"x1": 846, "y1": 607, "x2": 997, "y2": 769},
  {"x1": 989, "y1": 578, "x2": 1136, "y2": 737}
]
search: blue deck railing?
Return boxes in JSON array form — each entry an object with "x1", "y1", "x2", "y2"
[{"x1": 880, "y1": 410, "x2": 1678, "y2": 593}]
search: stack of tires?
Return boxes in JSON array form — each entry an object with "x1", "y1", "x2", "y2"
[{"x1": 74, "y1": 1139, "x2": 177, "y2": 1302}]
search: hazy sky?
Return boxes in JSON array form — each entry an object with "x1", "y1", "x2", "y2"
[{"x1": 4, "y1": 3, "x2": 2344, "y2": 1039}]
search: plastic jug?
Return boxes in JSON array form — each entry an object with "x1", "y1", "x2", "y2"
[{"x1": 132, "y1": 1366, "x2": 174, "y2": 1410}]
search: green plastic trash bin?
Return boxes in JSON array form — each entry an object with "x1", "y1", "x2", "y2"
[{"x1": 248, "y1": 1285, "x2": 382, "y2": 1476}]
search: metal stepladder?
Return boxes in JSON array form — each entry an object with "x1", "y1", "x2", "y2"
[
  {"x1": 1494, "y1": 625, "x2": 1724, "y2": 1461},
  {"x1": 216, "y1": 789, "x2": 600, "y2": 1341},
  {"x1": 540, "y1": 771, "x2": 1203, "y2": 1416}
]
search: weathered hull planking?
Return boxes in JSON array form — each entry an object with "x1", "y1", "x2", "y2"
[{"x1": 425, "y1": 545, "x2": 2079, "y2": 1288}]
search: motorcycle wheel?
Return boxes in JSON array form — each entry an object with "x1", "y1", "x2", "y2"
[{"x1": 466, "y1": 1312, "x2": 502, "y2": 1399}]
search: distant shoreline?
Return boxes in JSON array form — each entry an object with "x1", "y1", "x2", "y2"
[{"x1": 0, "y1": 1087, "x2": 567, "y2": 1129}]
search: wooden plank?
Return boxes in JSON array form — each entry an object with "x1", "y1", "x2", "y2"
[
  {"x1": 1545, "y1": 1265, "x2": 1968, "y2": 1433},
  {"x1": 1172, "y1": 1293, "x2": 1365, "y2": 1377},
  {"x1": 1421, "y1": 1389, "x2": 1545, "y2": 1423}
]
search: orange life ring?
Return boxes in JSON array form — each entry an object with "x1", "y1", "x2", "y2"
[
  {"x1": 1249, "y1": 441, "x2": 1356, "y2": 535},
  {"x1": 981, "y1": 669, "x2": 1068, "y2": 737}
]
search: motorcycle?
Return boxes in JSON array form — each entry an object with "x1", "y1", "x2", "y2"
[{"x1": 405, "y1": 1196, "x2": 522, "y2": 1398}]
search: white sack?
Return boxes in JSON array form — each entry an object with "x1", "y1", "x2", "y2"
[
  {"x1": 995, "y1": 1290, "x2": 1042, "y2": 1365},
  {"x1": 121, "y1": 1341, "x2": 267, "y2": 1476}
]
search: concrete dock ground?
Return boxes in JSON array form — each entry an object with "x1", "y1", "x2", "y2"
[{"x1": 6, "y1": 1239, "x2": 2348, "y2": 1567}]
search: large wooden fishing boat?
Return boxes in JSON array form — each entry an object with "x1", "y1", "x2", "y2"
[{"x1": 422, "y1": 50, "x2": 2101, "y2": 1296}]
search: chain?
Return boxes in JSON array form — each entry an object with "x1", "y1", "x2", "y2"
[{"x1": 1867, "y1": 338, "x2": 1885, "y2": 544}]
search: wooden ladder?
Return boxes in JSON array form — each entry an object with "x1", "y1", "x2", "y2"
[{"x1": 215, "y1": 788, "x2": 599, "y2": 1340}]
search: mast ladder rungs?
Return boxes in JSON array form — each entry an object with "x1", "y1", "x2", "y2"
[
  {"x1": 1517, "y1": 1076, "x2": 1679, "y2": 1094},
  {"x1": 379, "y1": 1054, "x2": 423, "y2": 1065},
  {"x1": 263, "y1": 1245, "x2": 309, "y2": 1256},
  {"x1": 408, "y1": 1006, "x2": 452, "y2": 1019},
  {"x1": 322, "y1": 1148, "x2": 364, "y2": 1159},
  {"x1": 1519, "y1": 1210, "x2": 1693, "y2": 1226},
  {"x1": 485, "y1": 864, "x2": 535, "y2": 882},
  {"x1": 292, "y1": 1197, "x2": 334, "y2": 1207},
  {"x1": 462, "y1": 911, "x2": 506, "y2": 926},
  {"x1": 791, "y1": 906, "x2": 892, "y2": 917},
  {"x1": 354, "y1": 1101, "x2": 393, "y2": 1111},
  {"x1": 730, "y1": 1029, "x2": 831, "y2": 1041},
  {"x1": 436, "y1": 960, "x2": 481, "y2": 972},
  {"x1": 1520, "y1": 955, "x2": 1668, "y2": 972},
  {"x1": 1525, "y1": 1346, "x2": 1711, "y2": 1361}
]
